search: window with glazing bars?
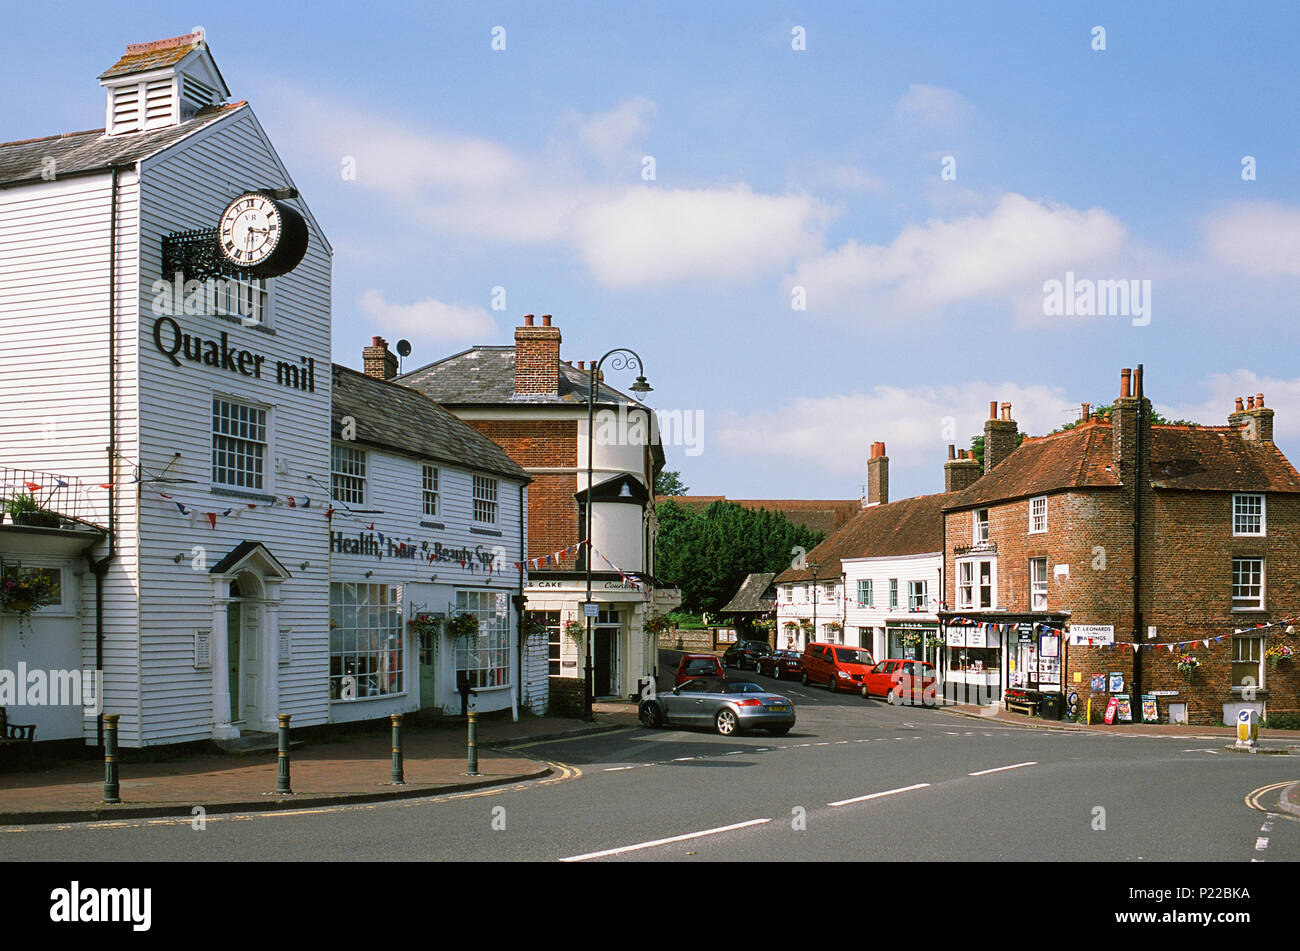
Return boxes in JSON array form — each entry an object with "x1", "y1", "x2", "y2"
[{"x1": 212, "y1": 398, "x2": 266, "y2": 490}]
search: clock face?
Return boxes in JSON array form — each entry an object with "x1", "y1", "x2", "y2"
[{"x1": 218, "y1": 193, "x2": 283, "y2": 268}]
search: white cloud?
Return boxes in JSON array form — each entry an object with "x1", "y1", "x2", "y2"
[
  {"x1": 788, "y1": 193, "x2": 1128, "y2": 318},
  {"x1": 570, "y1": 185, "x2": 830, "y2": 287},
  {"x1": 1203, "y1": 202, "x2": 1300, "y2": 277},
  {"x1": 357, "y1": 290, "x2": 496, "y2": 345},
  {"x1": 715, "y1": 381, "x2": 1073, "y2": 478},
  {"x1": 895, "y1": 83, "x2": 974, "y2": 130},
  {"x1": 574, "y1": 97, "x2": 657, "y2": 167},
  {"x1": 1156, "y1": 370, "x2": 1300, "y2": 441}
]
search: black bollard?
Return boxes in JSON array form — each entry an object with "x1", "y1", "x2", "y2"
[
  {"x1": 390, "y1": 714, "x2": 405, "y2": 785},
  {"x1": 466, "y1": 709, "x2": 479, "y2": 776},
  {"x1": 276, "y1": 713, "x2": 292, "y2": 794},
  {"x1": 103, "y1": 713, "x2": 120, "y2": 804}
]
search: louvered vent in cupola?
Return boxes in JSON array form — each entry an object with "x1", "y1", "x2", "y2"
[{"x1": 99, "y1": 31, "x2": 231, "y2": 134}]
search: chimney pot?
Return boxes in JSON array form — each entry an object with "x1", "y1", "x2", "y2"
[
  {"x1": 1134, "y1": 364, "x2": 1143, "y2": 396},
  {"x1": 1257, "y1": 393, "x2": 1265, "y2": 408},
  {"x1": 1120, "y1": 368, "x2": 1132, "y2": 399},
  {"x1": 1081, "y1": 402, "x2": 1091, "y2": 421},
  {"x1": 523, "y1": 314, "x2": 535, "y2": 326},
  {"x1": 1235, "y1": 396, "x2": 1245, "y2": 412},
  {"x1": 1001, "y1": 401, "x2": 1012, "y2": 421},
  {"x1": 541, "y1": 314, "x2": 552, "y2": 327},
  {"x1": 948, "y1": 444, "x2": 956, "y2": 460},
  {"x1": 1247, "y1": 395, "x2": 1256, "y2": 410},
  {"x1": 988, "y1": 401, "x2": 998, "y2": 420}
]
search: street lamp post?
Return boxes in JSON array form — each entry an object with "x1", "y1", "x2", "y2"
[{"x1": 584, "y1": 348, "x2": 653, "y2": 722}]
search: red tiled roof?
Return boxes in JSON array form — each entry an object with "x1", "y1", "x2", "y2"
[
  {"x1": 943, "y1": 420, "x2": 1300, "y2": 511},
  {"x1": 775, "y1": 493, "x2": 947, "y2": 584},
  {"x1": 100, "y1": 33, "x2": 205, "y2": 79}
]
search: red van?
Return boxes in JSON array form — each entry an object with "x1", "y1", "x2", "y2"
[
  {"x1": 801, "y1": 642, "x2": 875, "y2": 692},
  {"x1": 861, "y1": 659, "x2": 937, "y2": 706}
]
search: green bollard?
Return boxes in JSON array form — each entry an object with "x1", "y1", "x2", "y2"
[
  {"x1": 103, "y1": 713, "x2": 120, "y2": 804},
  {"x1": 467, "y1": 709, "x2": 479, "y2": 776},
  {"x1": 390, "y1": 714, "x2": 405, "y2": 785},
  {"x1": 276, "y1": 713, "x2": 293, "y2": 794}
]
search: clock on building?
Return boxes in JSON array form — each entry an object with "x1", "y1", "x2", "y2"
[{"x1": 216, "y1": 191, "x2": 309, "y2": 277}]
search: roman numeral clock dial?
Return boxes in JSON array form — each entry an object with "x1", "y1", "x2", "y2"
[{"x1": 215, "y1": 191, "x2": 309, "y2": 278}]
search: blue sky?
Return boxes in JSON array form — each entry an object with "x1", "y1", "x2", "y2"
[{"x1": 5, "y1": 2, "x2": 1299, "y2": 500}]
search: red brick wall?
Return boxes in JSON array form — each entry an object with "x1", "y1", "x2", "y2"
[
  {"x1": 944, "y1": 484, "x2": 1300, "y2": 724},
  {"x1": 468, "y1": 419, "x2": 579, "y2": 561}
]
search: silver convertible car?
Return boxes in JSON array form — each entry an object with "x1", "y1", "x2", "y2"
[{"x1": 639, "y1": 680, "x2": 796, "y2": 736}]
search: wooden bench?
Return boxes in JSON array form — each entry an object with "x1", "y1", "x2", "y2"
[
  {"x1": 0, "y1": 706, "x2": 36, "y2": 745},
  {"x1": 1006, "y1": 700, "x2": 1038, "y2": 716}
]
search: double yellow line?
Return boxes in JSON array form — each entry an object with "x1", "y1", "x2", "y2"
[{"x1": 1245, "y1": 780, "x2": 1300, "y2": 822}]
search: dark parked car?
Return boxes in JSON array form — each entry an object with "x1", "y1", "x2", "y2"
[
  {"x1": 674, "y1": 653, "x2": 726, "y2": 687},
  {"x1": 639, "y1": 680, "x2": 796, "y2": 736},
  {"x1": 722, "y1": 639, "x2": 772, "y2": 670},
  {"x1": 755, "y1": 649, "x2": 803, "y2": 681}
]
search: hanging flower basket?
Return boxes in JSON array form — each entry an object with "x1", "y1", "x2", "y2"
[
  {"x1": 798, "y1": 618, "x2": 814, "y2": 635},
  {"x1": 445, "y1": 611, "x2": 479, "y2": 640},
  {"x1": 564, "y1": 619, "x2": 587, "y2": 645},
  {"x1": 521, "y1": 614, "x2": 550, "y2": 641},
  {"x1": 644, "y1": 613, "x2": 671, "y2": 635},
  {"x1": 1266, "y1": 645, "x2": 1294, "y2": 670},
  {"x1": 1175, "y1": 654, "x2": 1202, "y2": 681},
  {"x1": 408, "y1": 613, "x2": 443, "y2": 639},
  {"x1": 901, "y1": 630, "x2": 924, "y2": 648},
  {"x1": 0, "y1": 562, "x2": 58, "y2": 616}
]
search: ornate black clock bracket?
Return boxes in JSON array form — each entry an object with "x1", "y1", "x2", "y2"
[{"x1": 161, "y1": 186, "x2": 303, "y2": 282}]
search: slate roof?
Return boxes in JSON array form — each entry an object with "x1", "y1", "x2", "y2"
[
  {"x1": 330, "y1": 365, "x2": 529, "y2": 484},
  {"x1": 667, "y1": 496, "x2": 861, "y2": 536},
  {"x1": 942, "y1": 420, "x2": 1300, "y2": 511},
  {"x1": 398, "y1": 347, "x2": 646, "y2": 408},
  {"x1": 0, "y1": 102, "x2": 246, "y2": 187},
  {"x1": 775, "y1": 493, "x2": 948, "y2": 584},
  {"x1": 721, "y1": 572, "x2": 777, "y2": 613}
]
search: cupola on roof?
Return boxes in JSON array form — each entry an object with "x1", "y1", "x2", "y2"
[{"x1": 98, "y1": 30, "x2": 231, "y2": 134}]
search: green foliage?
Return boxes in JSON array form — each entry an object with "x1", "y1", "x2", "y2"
[
  {"x1": 967, "y1": 432, "x2": 1023, "y2": 470},
  {"x1": 654, "y1": 500, "x2": 824, "y2": 614},
  {"x1": 1261, "y1": 713, "x2": 1300, "y2": 731},
  {"x1": 654, "y1": 469, "x2": 689, "y2": 497}
]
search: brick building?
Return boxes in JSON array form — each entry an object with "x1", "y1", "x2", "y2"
[
  {"x1": 939, "y1": 368, "x2": 1300, "y2": 725},
  {"x1": 392, "y1": 316, "x2": 679, "y2": 702}
]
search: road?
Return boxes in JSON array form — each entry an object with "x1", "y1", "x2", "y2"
[{"x1": 4, "y1": 652, "x2": 1297, "y2": 862}]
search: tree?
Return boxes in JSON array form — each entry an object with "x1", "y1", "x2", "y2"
[
  {"x1": 654, "y1": 469, "x2": 688, "y2": 497},
  {"x1": 967, "y1": 403, "x2": 1200, "y2": 467},
  {"x1": 654, "y1": 500, "x2": 824, "y2": 615}
]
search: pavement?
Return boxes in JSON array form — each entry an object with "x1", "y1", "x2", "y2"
[{"x1": 0, "y1": 703, "x2": 640, "y2": 825}]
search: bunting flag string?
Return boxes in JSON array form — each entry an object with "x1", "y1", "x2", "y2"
[{"x1": 512, "y1": 539, "x2": 589, "y2": 573}]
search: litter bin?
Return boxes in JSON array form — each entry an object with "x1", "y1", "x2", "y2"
[{"x1": 1040, "y1": 692, "x2": 1063, "y2": 720}]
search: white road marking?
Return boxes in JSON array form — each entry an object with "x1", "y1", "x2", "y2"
[
  {"x1": 671, "y1": 756, "x2": 695, "y2": 762},
  {"x1": 1261, "y1": 821, "x2": 1274, "y2": 833},
  {"x1": 829, "y1": 783, "x2": 931, "y2": 807},
  {"x1": 969, "y1": 761, "x2": 1037, "y2": 776},
  {"x1": 604, "y1": 766, "x2": 637, "y2": 772},
  {"x1": 559, "y1": 818, "x2": 772, "y2": 862},
  {"x1": 1255, "y1": 837, "x2": 1269, "y2": 851}
]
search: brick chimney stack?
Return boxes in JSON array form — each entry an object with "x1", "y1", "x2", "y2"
[
  {"x1": 514, "y1": 314, "x2": 562, "y2": 395},
  {"x1": 1112, "y1": 365, "x2": 1152, "y2": 482},
  {"x1": 945, "y1": 445, "x2": 982, "y2": 493},
  {"x1": 1229, "y1": 391, "x2": 1275, "y2": 443},
  {"x1": 363, "y1": 336, "x2": 397, "y2": 380},
  {"x1": 983, "y1": 400, "x2": 1019, "y2": 474},
  {"x1": 865, "y1": 441, "x2": 889, "y2": 507}
]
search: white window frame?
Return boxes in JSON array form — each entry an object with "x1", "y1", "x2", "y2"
[
  {"x1": 1231, "y1": 635, "x2": 1264, "y2": 691},
  {"x1": 857, "y1": 579, "x2": 873, "y2": 607},
  {"x1": 422, "y1": 464, "x2": 440, "y2": 517},
  {"x1": 1233, "y1": 494, "x2": 1265, "y2": 536},
  {"x1": 330, "y1": 442, "x2": 366, "y2": 506},
  {"x1": 456, "y1": 590, "x2": 511, "y2": 688},
  {"x1": 889, "y1": 578, "x2": 898, "y2": 609},
  {"x1": 1029, "y1": 496, "x2": 1047, "y2": 534},
  {"x1": 1029, "y1": 557, "x2": 1048, "y2": 611},
  {"x1": 957, "y1": 557, "x2": 997, "y2": 610},
  {"x1": 473, "y1": 474, "x2": 499, "y2": 525},
  {"x1": 908, "y1": 580, "x2": 927, "y2": 610},
  {"x1": 328, "y1": 581, "x2": 404, "y2": 700},
  {"x1": 210, "y1": 274, "x2": 271, "y2": 329},
  {"x1": 211, "y1": 396, "x2": 268, "y2": 491},
  {"x1": 1232, "y1": 557, "x2": 1264, "y2": 610},
  {"x1": 973, "y1": 508, "x2": 989, "y2": 544}
]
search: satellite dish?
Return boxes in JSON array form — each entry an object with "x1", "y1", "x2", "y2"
[{"x1": 396, "y1": 340, "x2": 412, "y2": 357}]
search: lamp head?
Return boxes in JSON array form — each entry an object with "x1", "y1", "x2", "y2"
[{"x1": 629, "y1": 375, "x2": 653, "y2": 394}]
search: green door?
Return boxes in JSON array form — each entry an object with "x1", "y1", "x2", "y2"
[
  {"x1": 227, "y1": 602, "x2": 241, "y2": 720},
  {"x1": 418, "y1": 617, "x2": 441, "y2": 709}
]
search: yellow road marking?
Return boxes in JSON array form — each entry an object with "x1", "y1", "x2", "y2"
[{"x1": 1244, "y1": 780, "x2": 1300, "y2": 822}]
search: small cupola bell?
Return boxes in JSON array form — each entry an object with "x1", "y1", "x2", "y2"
[{"x1": 98, "y1": 30, "x2": 230, "y2": 135}]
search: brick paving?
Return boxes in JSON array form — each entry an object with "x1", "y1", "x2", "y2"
[{"x1": 0, "y1": 706, "x2": 639, "y2": 824}]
